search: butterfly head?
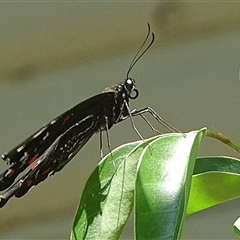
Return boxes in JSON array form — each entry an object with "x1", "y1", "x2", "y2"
[{"x1": 122, "y1": 78, "x2": 139, "y2": 100}]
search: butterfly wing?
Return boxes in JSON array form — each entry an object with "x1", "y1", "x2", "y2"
[
  {"x1": 0, "y1": 116, "x2": 95, "y2": 207},
  {"x1": 0, "y1": 92, "x2": 116, "y2": 192}
]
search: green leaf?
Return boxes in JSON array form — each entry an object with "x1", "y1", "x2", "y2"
[
  {"x1": 187, "y1": 156, "x2": 240, "y2": 215},
  {"x1": 233, "y1": 217, "x2": 240, "y2": 239},
  {"x1": 71, "y1": 136, "x2": 159, "y2": 240},
  {"x1": 71, "y1": 128, "x2": 206, "y2": 240},
  {"x1": 135, "y1": 128, "x2": 206, "y2": 240}
]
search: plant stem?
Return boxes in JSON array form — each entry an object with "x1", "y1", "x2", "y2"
[{"x1": 205, "y1": 129, "x2": 240, "y2": 153}]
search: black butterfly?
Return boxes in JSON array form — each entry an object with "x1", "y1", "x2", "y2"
[{"x1": 0, "y1": 24, "x2": 178, "y2": 207}]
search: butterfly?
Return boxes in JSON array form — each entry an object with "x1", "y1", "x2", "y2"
[{"x1": 0, "y1": 23, "x2": 178, "y2": 207}]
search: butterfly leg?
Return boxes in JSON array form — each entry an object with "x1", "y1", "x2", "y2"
[{"x1": 130, "y1": 107, "x2": 180, "y2": 133}]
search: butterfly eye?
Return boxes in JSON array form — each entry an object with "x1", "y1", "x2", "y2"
[{"x1": 124, "y1": 78, "x2": 135, "y2": 91}]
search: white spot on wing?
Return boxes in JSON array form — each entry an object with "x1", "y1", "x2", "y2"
[
  {"x1": 17, "y1": 145, "x2": 25, "y2": 152},
  {"x1": 43, "y1": 132, "x2": 49, "y2": 141},
  {"x1": 50, "y1": 119, "x2": 56, "y2": 125},
  {"x1": 33, "y1": 126, "x2": 47, "y2": 139}
]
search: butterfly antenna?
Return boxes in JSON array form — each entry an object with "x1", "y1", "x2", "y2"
[{"x1": 126, "y1": 23, "x2": 155, "y2": 78}]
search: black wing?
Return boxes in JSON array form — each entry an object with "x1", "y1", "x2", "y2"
[
  {"x1": 0, "y1": 92, "x2": 116, "y2": 193},
  {"x1": 0, "y1": 116, "x2": 95, "y2": 207}
]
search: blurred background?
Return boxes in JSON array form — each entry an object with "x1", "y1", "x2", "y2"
[{"x1": 1, "y1": 2, "x2": 240, "y2": 239}]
